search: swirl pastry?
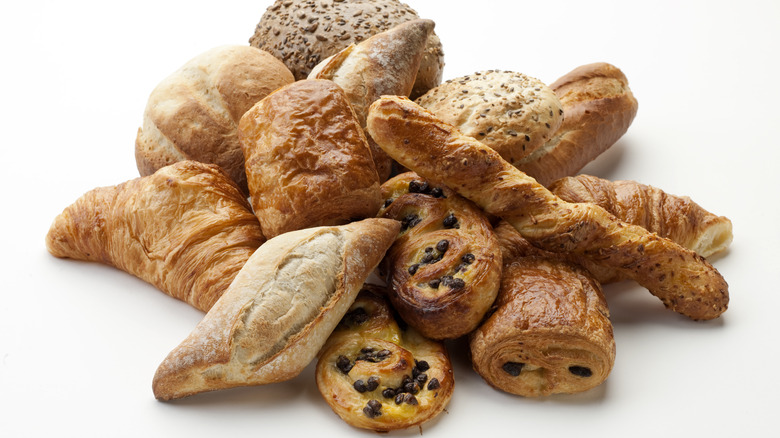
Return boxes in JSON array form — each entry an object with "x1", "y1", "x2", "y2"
[
  {"x1": 45, "y1": 161, "x2": 265, "y2": 312},
  {"x1": 153, "y1": 219, "x2": 399, "y2": 401},
  {"x1": 469, "y1": 254, "x2": 615, "y2": 397},
  {"x1": 377, "y1": 172, "x2": 502, "y2": 340},
  {"x1": 366, "y1": 96, "x2": 728, "y2": 320},
  {"x1": 316, "y1": 285, "x2": 454, "y2": 432}
]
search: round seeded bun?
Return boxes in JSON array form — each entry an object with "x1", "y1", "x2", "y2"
[
  {"x1": 248, "y1": 0, "x2": 444, "y2": 99},
  {"x1": 415, "y1": 70, "x2": 564, "y2": 166}
]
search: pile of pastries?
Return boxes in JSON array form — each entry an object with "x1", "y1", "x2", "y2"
[{"x1": 45, "y1": 0, "x2": 733, "y2": 433}]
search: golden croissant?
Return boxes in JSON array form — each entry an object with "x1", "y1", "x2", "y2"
[{"x1": 45, "y1": 161, "x2": 265, "y2": 312}]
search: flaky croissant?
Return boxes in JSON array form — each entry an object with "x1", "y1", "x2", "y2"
[
  {"x1": 45, "y1": 161, "x2": 265, "y2": 312},
  {"x1": 316, "y1": 285, "x2": 454, "y2": 432},
  {"x1": 378, "y1": 172, "x2": 502, "y2": 340},
  {"x1": 366, "y1": 96, "x2": 728, "y2": 320}
]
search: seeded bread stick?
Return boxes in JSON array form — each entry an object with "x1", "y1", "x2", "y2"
[{"x1": 366, "y1": 96, "x2": 728, "y2": 320}]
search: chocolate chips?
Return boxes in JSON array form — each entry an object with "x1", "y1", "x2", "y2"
[
  {"x1": 336, "y1": 355, "x2": 353, "y2": 374},
  {"x1": 400, "y1": 213, "x2": 422, "y2": 231},
  {"x1": 568, "y1": 366, "x2": 593, "y2": 377},
  {"x1": 407, "y1": 180, "x2": 446, "y2": 198},
  {"x1": 363, "y1": 399, "x2": 382, "y2": 418},
  {"x1": 342, "y1": 307, "x2": 369, "y2": 327},
  {"x1": 426, "y1": 378, "x2": 441, "y2": 390},
  {"x1": 443, "y1": 213, "x2": 459, "y2": 229},
  {"x1": 379, "y1": 359, "x2": 438, "y2": 407},
  {"x1": 502, "y1": 362, "x2": 524, "y2": 376}
]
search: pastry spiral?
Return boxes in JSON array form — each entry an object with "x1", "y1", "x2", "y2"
[
  {"x1": 377, "y1": 172, "x2": 502, "y2": 340},
  {"x1": 366, "y1": 96, "x2": 728, "y2": 320},
  {"x1": 316, "y1": 285, "x2": 454, "y2": 432},
  {"x1": 45, "y1": 161, "x2": 265, "y2": 312}
]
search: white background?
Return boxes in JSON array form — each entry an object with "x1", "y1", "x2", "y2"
[{"x1": 2, "y1": 0, "x2": 779, "y2": 436}]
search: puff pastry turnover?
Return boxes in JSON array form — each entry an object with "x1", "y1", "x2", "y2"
[
  {"x1": 316, "y1": 285, "x2": 454, "y2": 432},
  {"x1": 45, "y1": 161, "x2": 265, "y2": 312}
]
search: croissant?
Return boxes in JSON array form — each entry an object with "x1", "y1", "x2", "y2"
[
  {"x1": 469, "y1": 253, "x2": 615, "y2": 397},
  {"x1": 45, "y1": 161, "x2": 265, "y2": 312},
  {"x1": 153, "y1": 218, "x2": 399, "y2": 401},
  {"x1": 309, "y1": 19, "x2": 436, "y2": 180},
  {"x1": 366, "y1": 96, "x2": 728, "y2": 320},
  {"x1": 549, "y1": 174, "x2": 733, "y2": 258},
  {"x1": 378, "y1": 171, "x2": 502, "y2": 340},
  {"x1": 316, "y1": 285, "x2": 454, "y2": 432}
]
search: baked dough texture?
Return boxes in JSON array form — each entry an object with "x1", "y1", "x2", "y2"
[
  {"x1": 135, "y1": 45, "x2": 295, "y2": 194},
  {"x1": 309, "y1": 19, "x2": 436, "y2": 180},
  {"x1": 152, "y1": 218, "x2": 400, "y2": 401},
  {"x1": 470, "y1": 253, "x2": 615, "y2": 397},
  {"x1": 45, "y1": 161, "x2": 265, "y2": 312},
  {"x1": 249, "y1": 0, "x2": 444, "y2": 99},
  {"x1": 239, "y1": 79, "x2": 382, "y2": 239},
  {"x1": 416, "y1": 70, "x2": 564, "y2": 166},
  {"x1": 366, "y1": 96, "x2": 728, "y2": 320},
  {"x1": 378, "y1": 172, "x2": 502, "y2": 340},
  {"x1": 518, "y1": 62, "x2": 639, "y2": 186},
  {"x1": 316, "y1": 285, "x2": 454, "y2": 432}
]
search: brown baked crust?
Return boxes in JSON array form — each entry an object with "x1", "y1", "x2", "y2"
[
  {"x1": 377, "y1": 172, "x2": 502, "y2": 340},
  {"x1": 515, "y1": 62, "x2": 638, "y2": 186},
  {"x1": 239, "y1": 79, "x2": 382, "y2": 239},
  {"x1": 366, "y1": 96, "x2": 728, "y2": 320},
  {"x1": 416, "y1": 70, "x2": 564, "y2": 165},
  {"x1": 152, "y1": 219, "x2": 400, "y2": 401},
  {"x1": 135, "y1": 46, "x2": 294, "y2": 194},
  {"x1": 470, "y1": 255, "x2": 615, "y2": 397},
  {"x1": 316, "y1": 285, "x2": 454, "y2": 432},
  {"x1": 309, "y1": 19, "x2": 436, "y2": 181},
  {"x1": 45, "y1": 161, "x2": 265, "y2": 312},
  {"x1": 549, "y1": 174, "x2": 733, "y2": 258},
  {"x1": 248, "y1": 0, "x2": 444, "y2": 99}
]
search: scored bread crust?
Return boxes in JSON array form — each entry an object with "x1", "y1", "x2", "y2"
[
  {"x1": 135, "y1": 46, "x2": 294, "y2": 194},
  {"x1": 45, "y1": 161, "x2": 265, "y2": 312},
  {"x1": 152, "y1": 218, "x2": 400, "y2": 401},
  {"x1": 239, "y1": 79, "x2": 382, "y2": 239},
  {"x1": 516, "y1": 62, "x2": 639, "y2": 186},
  {"x1": 366, "y1": 96, "x2": 728, "y2": 321},
  {"x1": 248, "y1": 0, "x2": 444, "y2": 99}
]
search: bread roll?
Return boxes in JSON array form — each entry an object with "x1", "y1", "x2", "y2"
[
  {"x1": 517, "y1": 63, "x2": 639, "y2": 186},
  {"x1": 416, "y1": 70, "x2": 564, "y2": 166},
  {"x1": 248, "y1": 0, "x2": 444, "y2": 99},
  {"x1": 45, "y1": 161, "x2": 265, "y2": 312},
  {"x1": 366, "y1": 96, "x2": 728, "y2": 321},
  {"x1": 152, "y1": 218, "x2": 400, "y2": 401},
  {"x1": 378, "y1": 172, "x2": 502, "y2": 340},
  {"x1": 135, "y1": 45, "x2": 294, "y2": 194},
  {"x1": 316, "y1": 285, "x2": 454, "y2": 432},
  {"x1": 239, "y1": 79, "x2": 382, "y2": 239},
  {"x1": 309, "y1": 19, "x2": 436, "y2": 180}
]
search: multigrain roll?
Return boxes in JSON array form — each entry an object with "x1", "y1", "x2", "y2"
[
  {"x1": 248, "y1": 0, "x2": 444, "y2": 99},
  {"x1": 238, "y1": 79, "x2": 382, "y2": 239},
  {"x1": 135, "y1": 45, "x2": 294, "y2": 194},
  {"x1": 416, "y1": 70, "x2": 564, "y2": 166}
]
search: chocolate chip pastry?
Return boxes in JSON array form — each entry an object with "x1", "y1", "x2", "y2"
[
  {"x1": 316, "y1": 285, "x2": 454, "y2": 432},
  {"x1": 378, "y1": 171, "x2": 502, "y2": 340},
  {"x1": 469, "y1": 220, "x2": 616, "y2": 396},
  {"x1": 366, "y1": 96, "x2": 728, "y2": 321},
  {"x1": 45, "y1": 161, "x2": 265, "y2": 312}
]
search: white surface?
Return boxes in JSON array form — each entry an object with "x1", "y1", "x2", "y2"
[{"x1": 2, "y1": 0, "x2": 779, "y2": 436}]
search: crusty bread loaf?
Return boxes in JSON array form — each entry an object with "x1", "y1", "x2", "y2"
[
  {"x1": 152, "y1": 218, "x2": 400, "y2": 401},
  {"x1": 135, "y1": 45, "x2": 294, "y2": 194},
  {"x1": 239, "y1": 79, "x2": 383, "y2": 239},
  {"x1": 516, "y1": 62, "x2": 639, "y2": 186},
  {"x1": 416, "y1": 70, "x2": 564, "y2": 165},
  {"x1": 248, "y1": 0, "x2": 444, "y2": 99},
  {"x1": 309, "y1": 19, "x2": 436, "y2": 181},
  {"x1": 45, "y1": 161, "x2": 265, "y2": 312}
]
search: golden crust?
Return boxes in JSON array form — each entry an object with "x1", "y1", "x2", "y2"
[
  {"x1": 152, "y1": 219, "x2": 400, "y2": 401},
  {"x1": 516, "y1": 62, "x2": 639, "y2": 186},
  {"x1": 378, "y1": 172, "x2": 502, "y2": 340},
  {"x1": 45, "y1": 161, "x2": 265, "y2": 312},
  {"x1": 135, "y1": 46, "x2": 294, "y2": 194},
  {"x1": 316, "y1": 286, "x2": 454, "y2": 432},
  {"x1": 366, "y1": 96, "x2": 728, "y2": 320},
  {"x1": 239, "y1": 79, "x2": 382, "y2": 239},
  {"x1": 470, "y1": 255, "x2": 615, "y2": 397}
]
